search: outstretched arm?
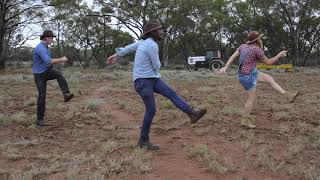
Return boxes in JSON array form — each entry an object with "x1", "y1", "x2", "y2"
[
  {"x1": 261, "y1": 50, "x2": 287, "y2": 65},
  {"x1": 106, "y1": 41, "x2": 140, "y2": 65},
  {"x1": 106, "y1": 54, "x2": 117, "y2": 65},
  {"x1": 217, "y1": 50, "x2": 240, "y2": 74}
]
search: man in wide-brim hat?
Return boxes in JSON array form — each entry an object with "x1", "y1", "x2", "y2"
[
  {"x1": 40, "y1": 30, "x2": 56, "y2": 40},
  {"x1": 106, "y1": 20, "x2": 207, "y2": 150},
  {"x1": 140, "y1": 19, "x2": 165, "y2": 39},
  {"x1": 32, "y1": 30, "x2": 74, "y2": 126}
]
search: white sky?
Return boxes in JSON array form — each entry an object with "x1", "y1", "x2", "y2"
[
  {"x1": 25, "y1": 0, "x2": 94, "y2": 47},
  {"x1": 25, "y1": 0, "x2": 138, "y2": 47}
]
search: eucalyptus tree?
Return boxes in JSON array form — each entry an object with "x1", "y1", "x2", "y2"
[
  {"x1": 225, "y1": 0, "x2": 319, "y2": 65},
  {"x1": 40, "y1": 0, "x2": 133, "y2": 68},
  {"x1": 104, "y1": 0, "x2": 227, "y2": 65},
  {"x1": 0, "y1": 0, "x2": 45, "y2": 70},
  {"x1": 275, "y1": 0, "x2": 320, "y2": 65},
  {"x1": 79, "y1": 0, "x2": 320, "y2": 67},
  {"x1": 225, "y1": 0, "x2": 288, "y2": 56}
]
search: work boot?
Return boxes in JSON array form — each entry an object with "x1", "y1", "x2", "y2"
[
  {"x1": 64, "y1": 93, "x2": 74, "y2": 102},
  {"x1": 188, "y1": 107, "x2": 207, "y2": 123},
  {"x1": 284, "y1": 91, "x2": 299, "y2": 103},
  {"x1": 241, "y1": 118, "x2": 256, "y2": 129},
  {"x1": 137, "y1": 139, "x2": 160, "y2": 150},
  {"x1": 35, "y1": 119, "x2": 47, "y2": 126}
]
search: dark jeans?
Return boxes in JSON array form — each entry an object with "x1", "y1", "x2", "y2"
[
  {"x1": 34, "y1": 68, "x2": 70, "y2": 121},
  {"x1": 134, "y1": 78, "x2": 193, "y2": 141}
]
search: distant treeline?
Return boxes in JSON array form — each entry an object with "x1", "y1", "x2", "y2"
[{"x1": 1, "y1": 0, "x2": 319, "y2": 70}]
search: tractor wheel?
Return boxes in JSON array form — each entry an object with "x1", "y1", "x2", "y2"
[
  {"x1": 210, "y1": 60, "x2": 224, "y2": 71},
  {"x1": 187, "y1": 65, "x2": 197, "y2": 72}
]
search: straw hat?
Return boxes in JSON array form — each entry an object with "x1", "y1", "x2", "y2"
[{"x1": 246, "y1": 31, "x2": 264, "y2": 44}]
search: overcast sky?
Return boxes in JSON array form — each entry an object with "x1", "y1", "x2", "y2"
[
  {"x1": 25, "y1": 0, "x2": 94, "y2": 47},
  {"x1": 25, "y1": 0, "x2": 139, "y2": 48}
]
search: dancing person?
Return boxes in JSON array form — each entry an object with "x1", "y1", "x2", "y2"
[
  {"x1": 218, "y1": 31, "x2": 299, "y2": 128},
  {"x1": 106, "y1": 20, "x2": 207, "y2": 150},
  {"x1": 32, "y1": 30, "x2": 74, "y2": 126}
]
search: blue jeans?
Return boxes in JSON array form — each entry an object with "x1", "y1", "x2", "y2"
[{"x1": 134, "y1": 78, "x2": 193, "y2": 141}]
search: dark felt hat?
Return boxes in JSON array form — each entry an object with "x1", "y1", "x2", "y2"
[
  {"x1": 40, "y1": 30, "x2": 56, "y2": 40},
  {"x1": 141, "y1": 20, "x2": 164, "y2": 36}
]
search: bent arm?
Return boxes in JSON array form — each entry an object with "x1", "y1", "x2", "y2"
[
  {"x1": 51, "y1": 56, "x2": 68, "y2": 64},
  {"x1": 261, "y1": 50, "x2": 287, "y2": 65},
  {"x1": 38, "y1": 48, "x2": 67, "y2": 64}
]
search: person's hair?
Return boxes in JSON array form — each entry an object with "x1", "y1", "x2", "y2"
[
  {"x1": 248, "y1": 39, "x2": 263, "y2": 48},
  {"x1": 255, "y1": 39, "x2": 263, "y2": 48},
  {"x1": 140, "y1": 30, "x2": 158, "y2": 40},
  {"x1": 40, "y1": 36, "x2": 47, "y2": 40}
]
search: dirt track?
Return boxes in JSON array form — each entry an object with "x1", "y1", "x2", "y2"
[{"x1": 0, "y1": 68, "x2": 319, "y2": 179}]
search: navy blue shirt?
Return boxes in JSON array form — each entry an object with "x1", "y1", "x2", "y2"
[{"x1": 32, "y1": 42, "x2": 52, "y2": 74}]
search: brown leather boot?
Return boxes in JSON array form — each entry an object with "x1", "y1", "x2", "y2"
[
  {"x1": 284, "y1": 90, "x2": 299, "y2": 103},
  {"x1": 241, "y1": 118, "x2": 256, "y2": 129},
  {"x1": 188, "y1": 107, "x2": 207, "y2": 123}
]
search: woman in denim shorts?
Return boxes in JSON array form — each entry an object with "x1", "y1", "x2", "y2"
[{"x1": 218, "y1": 31, "x2": 299, "y2": 128}]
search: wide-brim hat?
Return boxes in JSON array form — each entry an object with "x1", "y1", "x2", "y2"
[
  {"x1": 40, "y1": 30, "x2": 56, "y2": 40},
  {"x1": 246, "y1": 31, "x2": 264, "y2": 44},
  {"x1": 141, "y1": 20, "x2": 164, "y2": 36}
]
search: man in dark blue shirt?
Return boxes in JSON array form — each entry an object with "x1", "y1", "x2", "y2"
[{"x1": 33, "y1": 30, "x2": 74, "y2": 126}]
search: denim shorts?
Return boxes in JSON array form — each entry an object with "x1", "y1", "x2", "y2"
[{"x1": 237, "y1": 69, "x2": 259, "y2": 91}]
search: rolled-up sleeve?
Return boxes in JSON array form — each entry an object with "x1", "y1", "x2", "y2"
[
  {"x1": 145, "y1": 43, "x2": 161, "y2": 70},
  {"x1": 116, "y1": 41, "x2": 140, "y2": 57}
]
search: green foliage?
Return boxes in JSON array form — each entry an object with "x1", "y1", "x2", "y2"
[{"x1": 2, "y1": 0, "x2": 320, "y2": 70}]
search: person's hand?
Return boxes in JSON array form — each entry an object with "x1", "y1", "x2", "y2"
[
  {"x1": 217, "y1": 66, "x2": 228, "y2": 75},
  {"x1": 279, "y1": 50, "x2": 287, "y2": 58},
  {"x1": 106, "y1": 54, "x2": 117, "y2": 65},
  {"x1": 60, "y1": 56, "x2": 68, "y2": 62}
]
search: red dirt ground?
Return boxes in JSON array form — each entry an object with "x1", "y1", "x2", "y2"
[{"x1": 0, "y1": 69, "x2": 319, "y2": 179}]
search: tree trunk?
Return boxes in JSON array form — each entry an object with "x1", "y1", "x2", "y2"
[
  {"x1": 0, "y1": 34, "x2": 5, "y2": 70},
  {"x1": 0, "y1": 58, "x2": 4, "y2": 70},
  {"x1": 57, "y1": 21, "x2": 61, "y2": 57},
  {"x1": 162, "y1": 37, "x2": 169, "y2": 68}
]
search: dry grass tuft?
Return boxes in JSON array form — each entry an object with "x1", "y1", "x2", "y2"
[{"x1": 188, "y1": 144, "x2": 235, "y2": 174}]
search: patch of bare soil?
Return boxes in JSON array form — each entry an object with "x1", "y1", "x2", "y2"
[{"x1": 1, "y1": 69, "x2": 319, "y2": 179}]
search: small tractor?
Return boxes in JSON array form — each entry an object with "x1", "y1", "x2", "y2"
[{"x1": 186, "y1": 50, "x2": 224, "y2": 72}]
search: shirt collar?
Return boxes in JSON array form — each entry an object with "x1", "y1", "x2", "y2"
[{"x1": 41, "y1": 41, "x2": 49, "y2": 48}]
